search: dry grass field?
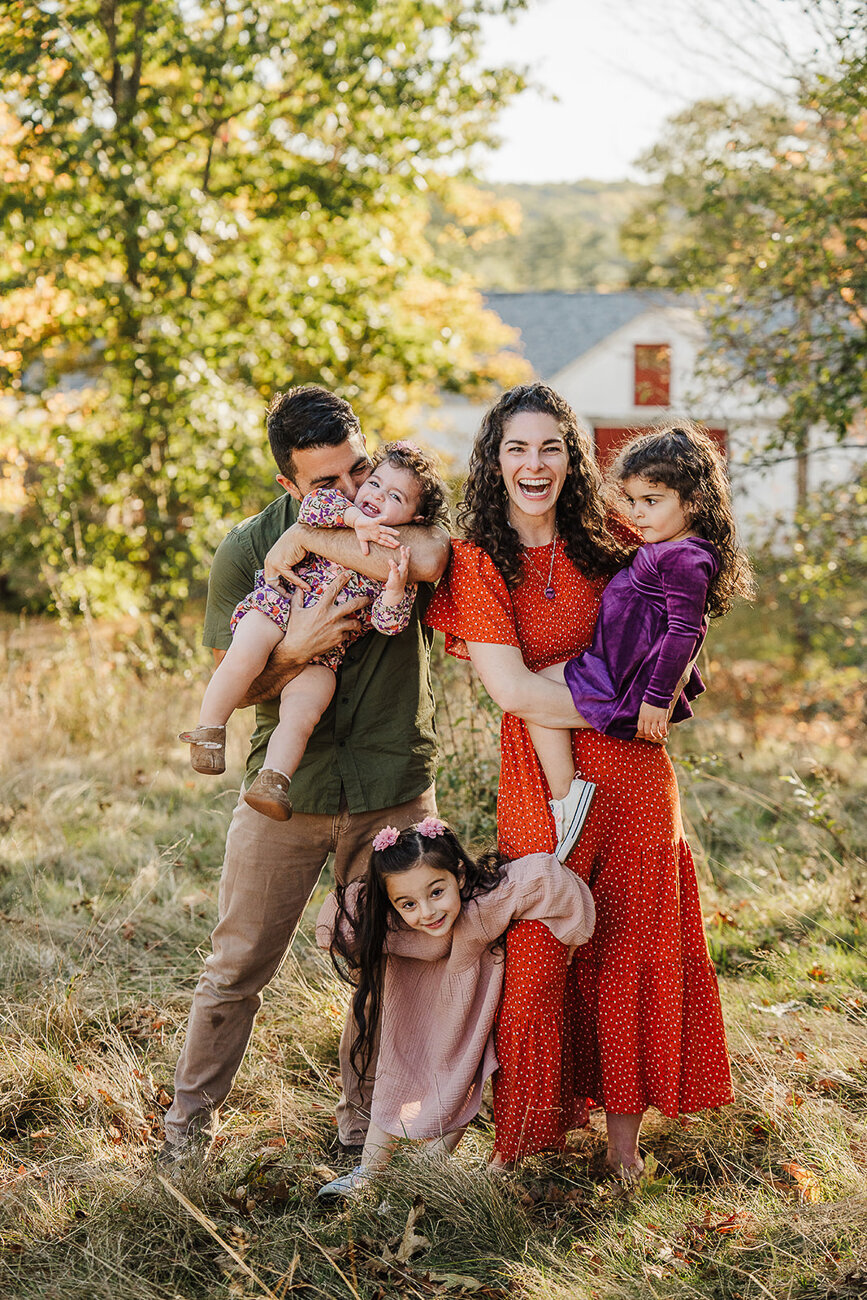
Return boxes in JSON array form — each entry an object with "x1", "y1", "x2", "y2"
[{"x1": 1, "y1": 613, "x2": 865, "y2": 1299}]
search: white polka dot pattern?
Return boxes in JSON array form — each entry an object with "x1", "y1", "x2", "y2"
[{"x1": 427, "y1": 539, "x2": 734, "y2": 1161}]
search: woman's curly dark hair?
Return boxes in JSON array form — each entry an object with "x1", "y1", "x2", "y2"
[
  {"x1": 457, "y1": 384, "x2": 633, "y2": 587},
  {"x1": 329, "y1": 824, "x2": 507, "y2": 1086},
  {"x1": 609, "y1": 420, "x2": 755, "y2": 617},
  {"x1": 372, "y1": 441, "x2": 450, "y2": 528}
]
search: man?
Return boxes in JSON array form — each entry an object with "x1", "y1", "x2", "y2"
[{"x1": 164, "y1": 385, "x2": 450, "y2": 1155}]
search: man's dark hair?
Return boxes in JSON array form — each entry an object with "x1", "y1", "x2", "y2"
[{"x1": 266, "y1": 385, "x2": 362, "y2": 481}]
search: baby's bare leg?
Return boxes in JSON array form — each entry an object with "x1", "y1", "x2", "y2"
[
  {"x1": 263, "y1": 663, "x2": 336, "y2": 777},
  {"x1": 199, "y1": 611, "x2": 283, "y2": 726},
  {"x1": 526, "y1": 662, "x2": 581, "y2": 800}
]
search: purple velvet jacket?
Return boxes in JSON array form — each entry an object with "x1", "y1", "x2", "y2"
[{"x1": 563, "y1": 536, "x2": 719, "y2": 740}]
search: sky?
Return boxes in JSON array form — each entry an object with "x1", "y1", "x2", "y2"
[{"x1": 474, "y1": 0, "x2": 829, "y2": 184}]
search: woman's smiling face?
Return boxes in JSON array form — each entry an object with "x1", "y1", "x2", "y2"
[{"x1": 497, "y1": 411, "x2": 569, "y2": 532}]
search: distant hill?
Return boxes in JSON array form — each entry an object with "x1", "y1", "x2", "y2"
[{"x1": 435, "y1": 179, "x2": 649, "y2": 292}]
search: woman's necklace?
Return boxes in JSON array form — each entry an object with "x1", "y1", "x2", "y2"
[{"x1": 524, "y1": 535, "x2": 558, "y2": 600}]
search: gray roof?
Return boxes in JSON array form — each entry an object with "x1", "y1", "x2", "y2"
[{"x1": 484, "y1": 291, "x2": 673, "y2": 378}]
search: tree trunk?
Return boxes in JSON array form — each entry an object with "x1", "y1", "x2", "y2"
[{"x1": 792, "y1": 432, "x2": 811, "y2": 662}]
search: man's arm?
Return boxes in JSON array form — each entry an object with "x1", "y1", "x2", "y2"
[
  {"x1": 264, "y1": 521, "x2": 450, "y2": 589},
  {"x1": 224, "y1": 574, "x2": 368, "y2": 707}
]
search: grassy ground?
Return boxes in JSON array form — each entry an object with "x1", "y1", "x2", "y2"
[{"x1": 0, "y1": 613, "x2": 865, "y2": 1299}]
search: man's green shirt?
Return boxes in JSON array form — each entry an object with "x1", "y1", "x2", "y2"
[{"x1": 202, "y1": 494, "x2": 438, "y2": 815}]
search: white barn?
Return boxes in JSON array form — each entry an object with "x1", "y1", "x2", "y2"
[{"x1": 417, "y1": 291, "x2": 865, "y2": 537}]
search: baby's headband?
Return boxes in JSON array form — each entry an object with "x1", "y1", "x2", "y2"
[{"x1": 371, "y1": 817, "x2": 447, "y2": 851}]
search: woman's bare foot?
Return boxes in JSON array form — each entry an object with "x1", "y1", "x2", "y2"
[
  {"x1": 605, "y1": 1153, "x2": 645, "y2": 1184},
  {"x1": 604, "y1": 1111, "x2": 644, "y2": 1183},
  {"x1": 487, "y1": 1150, "x2": 514, "y2": 1173}
]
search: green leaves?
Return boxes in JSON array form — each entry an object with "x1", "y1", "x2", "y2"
[
  {"x1": 624, "y1": 11, "x2": 867, "y2": 447},
  {"x1": 0, "y1": 1, "x2": 528, "y2": 621}
]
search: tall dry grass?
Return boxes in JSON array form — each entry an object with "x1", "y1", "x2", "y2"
[{"x1": 1, "y1": 613, "x2": 865, "y2": 1299}]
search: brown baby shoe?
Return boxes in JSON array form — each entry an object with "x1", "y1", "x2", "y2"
[
  {"x1": 244, "y1": 769, "x2": 293, "y2": 821},
  {"x1": 179, "y1": 725, "x2": 227, "y2": 775}
]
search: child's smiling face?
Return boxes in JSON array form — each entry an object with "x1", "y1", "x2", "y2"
[
  {"x1": 352, "y1": 462, "x2": 422, "y2": 526},
  {"x1": 385, "y1": 862, "x2": 464, "y2": 937}
]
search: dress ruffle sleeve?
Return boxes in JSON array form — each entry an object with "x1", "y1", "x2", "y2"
[
  {"x1": 371, "y1": 583, "x2": 417, "y2": 636},
  {"x1": 425, "y1": 540, "x2": 520, "y2": 660},
  {"x1": 298, "y1": 488, "x2": 352, "y2": 528}
]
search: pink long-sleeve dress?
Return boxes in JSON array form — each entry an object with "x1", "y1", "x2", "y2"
[{"x1": 317, "y1": 854, "x2": 595, "y2": 1140}]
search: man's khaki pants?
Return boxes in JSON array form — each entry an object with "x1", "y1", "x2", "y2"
[{"x1": 164, "y1": 783, "x2": 437, "y2": 1148}]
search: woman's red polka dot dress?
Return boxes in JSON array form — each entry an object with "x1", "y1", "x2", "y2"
[{"x1": 427, "y1": 539, "x2": 733, "y2": 1161}]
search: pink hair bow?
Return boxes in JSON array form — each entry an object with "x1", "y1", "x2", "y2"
[
  {"x1": 416, "y1": 816, "x2": 447, "y2": 839},
  {"x1": 372, "y1": 825, "x2": 400, "y2": 852}
]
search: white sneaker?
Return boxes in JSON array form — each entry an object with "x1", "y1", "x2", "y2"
[
  {"x1": 550, "y1": 775, "x2": 596, "y2": 862},
  {"x1": 317, "y1": 1165, "x2": 371, "y2": 1199}
]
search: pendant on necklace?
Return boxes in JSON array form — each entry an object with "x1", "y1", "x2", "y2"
[{"x1": 525, "y1": 534, "x2": 558, "y2": 601}]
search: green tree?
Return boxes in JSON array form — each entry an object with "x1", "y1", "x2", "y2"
[
  {"x1": 0, "y1": 0, "x2": 529, "y2": 627},
  {"x1": 622, "y1": 12, "x2": 867, "y2": 658},
  {"x1": 761, "y1": 463, "x2": 867, "y2": 668},
  {"x1": 622, "y1": 10, "x2": 867, "y2": 472},
  {"x1": 434, "y1": 179, "x2": 644, "y2": 291}
]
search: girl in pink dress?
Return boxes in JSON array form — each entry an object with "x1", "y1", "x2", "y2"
[
  {"x1": 315, "y1": 817, "x2": 595, "y2": 1197},
  {"x1": 180, "y1": 444, "x2": 447, "y2": 820}
]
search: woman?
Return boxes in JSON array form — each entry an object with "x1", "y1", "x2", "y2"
[{"x1": 426, "y1": 384, "x2": 733, "y2": 1176}]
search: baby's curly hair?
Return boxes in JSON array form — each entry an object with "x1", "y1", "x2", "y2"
[
  {"x1": 458, "y1": 384, "x2": 633, "y2": 587},
  {"x1": 372, "y1": 441, "x2": 450, "y2": 529},
  {"x1": 609, "y1": 421, "x2": 755, "y2": 617}
]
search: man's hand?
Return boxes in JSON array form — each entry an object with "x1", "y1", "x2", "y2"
[
  {"x1": 232, "y1": 572, "x2": 369, "y2": 706},
  {"x1": 263, "y1": 522, "x2": 312, "y2": 591},
  {"x1": 635, "y1": 702, "x2": 670, "y2": 743},
  {"x1": 282, "y1": 572, "x2": 368, "y2": 664}
]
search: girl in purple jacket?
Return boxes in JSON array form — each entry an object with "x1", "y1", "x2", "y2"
[{"x1": 529, "y1": 422, "x2": 754, "y2": 862}]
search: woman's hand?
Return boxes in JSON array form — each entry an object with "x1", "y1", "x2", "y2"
[{"x1": 636, "y1": 702, "x2": 670, "y2": 743}]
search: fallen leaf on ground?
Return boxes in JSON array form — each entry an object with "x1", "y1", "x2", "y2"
[
  {"x1": 817, "y1": 1069, "x2": 856, "y2": 1086},
  {"x1": 425, "y1": 1272, "x2": 485, "y2": 1292},
  {"x1": 384, "y1": 1196, "x2": 430, "y2": 1264},
  {"x1": 781, "y1": 1160, "x2": 822, "y2": 1203}
]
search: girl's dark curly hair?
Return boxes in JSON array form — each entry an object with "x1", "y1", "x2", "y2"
[
  {"x1": 329, "y1": 824, "x2": 507, "y2": 1085},
  {"x1": 372, "y1": 442, "x2": 450, "y2": 528},
  {"x1": 609, "y1": 421, "x2": 755, "y2": 617},
  {"x1": 457, "y1": 383, "x2": 634, "y2": 587}
]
